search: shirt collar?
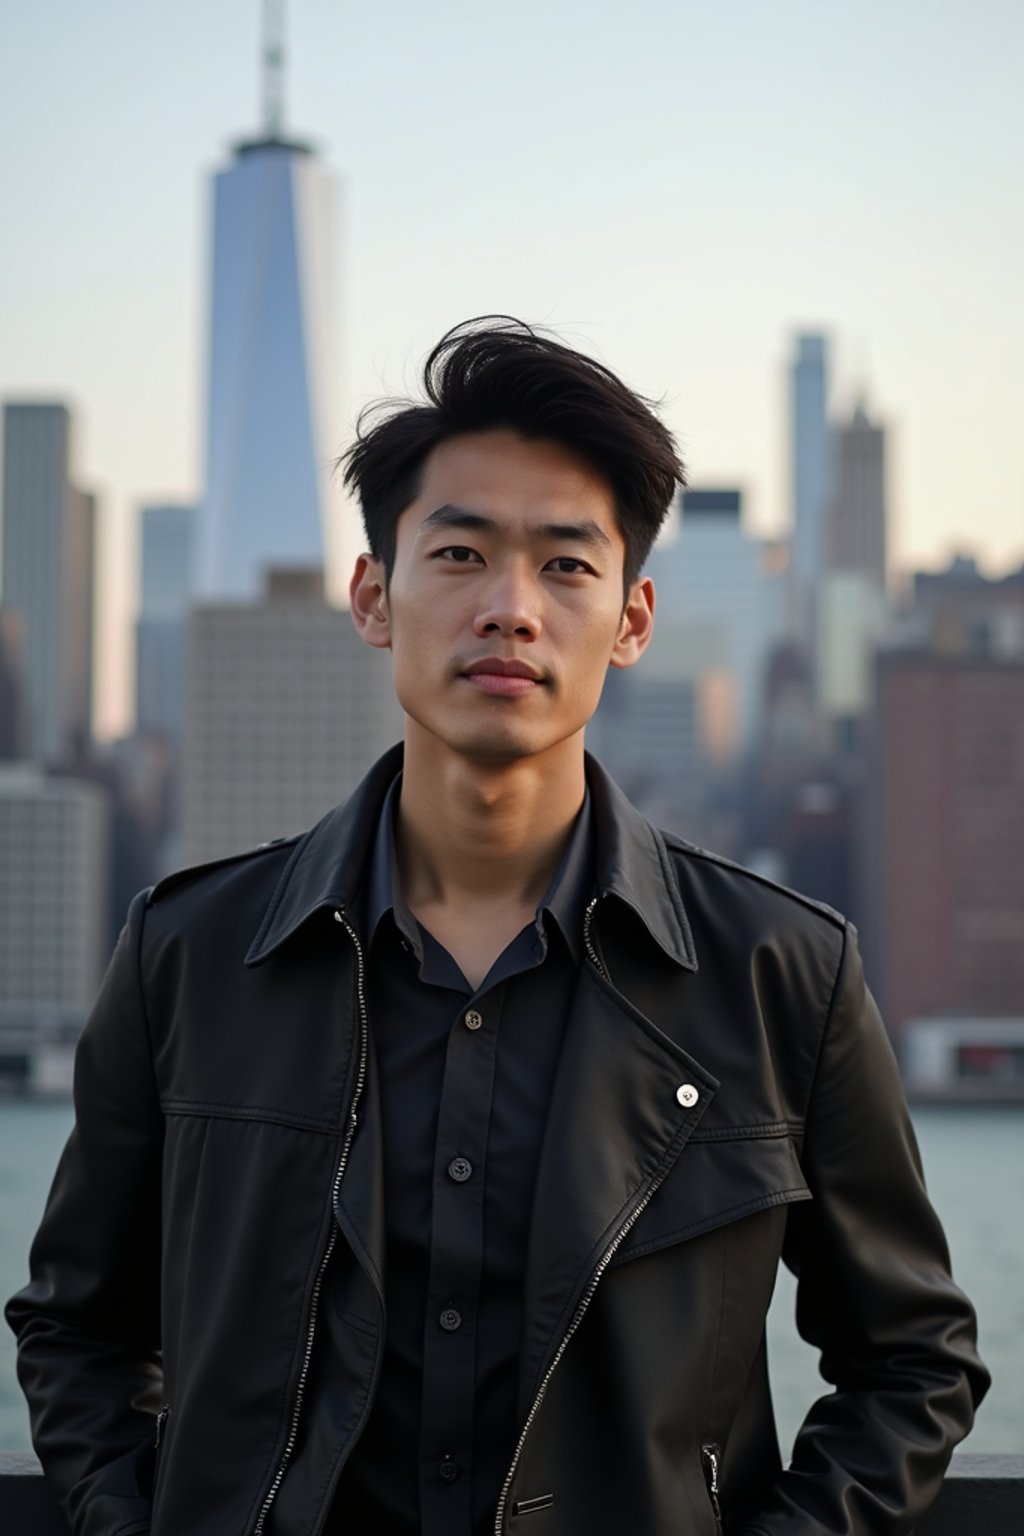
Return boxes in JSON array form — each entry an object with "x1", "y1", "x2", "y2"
[
  {"x1": 245, "y1": 743, "x2": 696, "y2": 972},
  {"x1": 362, "y1": 772, "x2": 595, "y2": 966}
]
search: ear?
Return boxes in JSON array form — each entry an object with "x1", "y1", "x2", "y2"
[
  {"x1": 349, "y1": 554, "x2": 392, "y2": 650},
  {"x1": 609, "y1": 577, "x2": 655, "y2": 670}
]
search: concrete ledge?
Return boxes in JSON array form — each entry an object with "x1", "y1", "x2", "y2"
[
  {"x1": 0, "y1": 1453, "x2": 66, "y2": 1536},
  {"x1": 0, "y1": 1451, "x2": 1020, "y2": 1534}
]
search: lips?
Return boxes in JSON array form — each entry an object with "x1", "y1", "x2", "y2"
[
  {"x1": 460, "y1": 657, "x2": 547, "y2": 696},
  {"x1": 462, "y1": 657, "x2": 545, "y2": 682}
]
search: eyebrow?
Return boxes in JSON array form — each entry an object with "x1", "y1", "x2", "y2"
[{"x1": 420, "y1": 503, "x2": 612, "y2": 549}]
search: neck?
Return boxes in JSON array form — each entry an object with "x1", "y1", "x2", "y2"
[{"x1": 396, "y1": 724, "x2": 587, "y2": 912}]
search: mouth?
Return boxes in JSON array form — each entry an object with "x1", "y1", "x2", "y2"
[{"x1": 460, "y1": 657, "x2": 547, "y2": 697}]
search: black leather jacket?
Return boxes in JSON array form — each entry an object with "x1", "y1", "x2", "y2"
[{"x1": 7, "y1": 745, "x2": 988, "y2": 1536}]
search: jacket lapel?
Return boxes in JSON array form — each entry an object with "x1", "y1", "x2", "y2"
[{"x1": 518, "y1": 960, "x2": 717, "y2": 1417}]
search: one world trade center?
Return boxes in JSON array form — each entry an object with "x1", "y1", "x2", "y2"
[{"x1": 199, "y1": 2, "x2": 339, "y2": 598}]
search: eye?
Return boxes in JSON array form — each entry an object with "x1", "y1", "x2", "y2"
[
  {"x1": 546, "y1": 556, "x2": 594, "y2": 575},
  {"x1": 436, "y1": 545, "x2": 483, "y2": 564}
]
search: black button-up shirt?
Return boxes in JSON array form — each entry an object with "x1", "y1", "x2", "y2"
[{"x1": 331, "y1": 775, "x2": 594, "y2": 1534}]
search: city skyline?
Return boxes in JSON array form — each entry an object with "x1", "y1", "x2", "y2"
[{"x1": 1, "y1": 0, "x2": 1021, "y2": 737}]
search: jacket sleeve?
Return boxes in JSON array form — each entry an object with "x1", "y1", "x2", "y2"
[
  {"x1": 742, "y1": 922, "x2": 989, "y2": 1536},
  {"x1": 5, "y1": 890, "x2": 164, "y2": 1536}
]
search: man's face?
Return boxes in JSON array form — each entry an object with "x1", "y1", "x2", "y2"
[{"x1": 351, "y1": 429, "x2": 654, "y2": 767}]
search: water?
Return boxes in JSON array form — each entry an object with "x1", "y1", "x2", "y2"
[{"x1": 1, "y1": 1102, "x2": 1021, "y2": 1455}]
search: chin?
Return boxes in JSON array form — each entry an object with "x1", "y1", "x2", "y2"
[{"x1": 452, "y1": 730, "x2": 541, "y2": 764}]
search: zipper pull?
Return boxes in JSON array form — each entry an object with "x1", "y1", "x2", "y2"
[
  {"x1": 701, "y1": 1443, "x2": 723, "y2": 1527},
  {"x1": 155, "y1": 1404, "x2": 169, "y2": 1449}
]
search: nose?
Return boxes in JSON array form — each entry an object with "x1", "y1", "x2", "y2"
[{"x1": 473, "y1": 564, "x2": 541, "y2": 641}]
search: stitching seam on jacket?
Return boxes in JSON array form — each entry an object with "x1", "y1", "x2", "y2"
[
  {"x1": 689, "y1": 1121, "x2": 803, "y2": 1143},
  {"x1": 135, "y1": 892, "x2": 157, "y2": 1063},
  {"x1": 803, "y1": 922, "x2": 850, "y2": 1112},
  {"x1": 160, "y1": 1100, "x2": 337, "y2": 1135}
]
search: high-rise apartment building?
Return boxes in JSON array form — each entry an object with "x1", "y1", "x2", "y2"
[
  {"x1": 0, "y1": 766, "x2": 111, "y2": 1031},
  {"x1": 865, "y1": 650, "x2": 1024, "y2": 1038},
  {"x1": 789, "y1": 334, "x2": 831, "y2": 637},
  {"x1": 0, "y1": 403, "x2": 96, "y2": 762},
  {"x1": 198, "y1": 17, "x2": 339, "y2": 599},
  {"x1": 181, "y1": 568, "x2": 401, "y2": 863},
  {"x1": 135, "y1": 502, "x2": 196, "y2": 740},
  {"x1": 829, "y1": 403, "x2": 887, "y2": 588}
]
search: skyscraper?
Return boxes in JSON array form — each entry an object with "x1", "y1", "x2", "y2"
[
  {"x1": 590, "y1": 489, "x2": 787, "y2": 846},
  {"x1": 182, "y1": 567, "x2": 401, "y2": 863},
  {"x1": 0, "y1": 403, "x2": 96, "y2": 763},
  {"x1": 789, "y1": 333, "x2": 831, "y2": 637},
  {"x1": 198, "y1": 7, "x2": 339, "y2": 598},
  {"x1": 829, "y1": 403, "x2": 887, "y2": 588},
  {"x1": 0, "y1": 766, "x2": 111, "y2": 1035},
  {"x1": 135, "y1": 502, "x2": 195, "y2": 740},
  {"x1": 642, "y1": 489, "x2": 788, "y2": 758},
  {"x1": 865, "y1": 649, "x2": 1024, "y2": 1043}
]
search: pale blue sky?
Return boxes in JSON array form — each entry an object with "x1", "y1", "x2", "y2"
[{"x1": 1, "y1": 0, "x2": 1022, "y2": 733}]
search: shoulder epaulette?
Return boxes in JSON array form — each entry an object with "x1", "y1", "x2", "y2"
[
  {"x1": 660, "y1": 830, "x2": 847, "y2": 929},
  {"x1": 146, "y1": 834, "x2": 302, "y2": 906}
]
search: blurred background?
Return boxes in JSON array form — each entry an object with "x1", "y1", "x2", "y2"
[{"x1": 1, "y1": 0, "x2": 1021, "y2": 1458}]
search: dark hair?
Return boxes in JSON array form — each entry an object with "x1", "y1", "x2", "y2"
[{"x1": 339, "y1": 316, "x2": 685, "y2": 590}]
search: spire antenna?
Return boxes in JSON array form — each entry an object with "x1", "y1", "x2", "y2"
[{"x1": 262, "y1": 0, "x2": 286, "y2": 138}]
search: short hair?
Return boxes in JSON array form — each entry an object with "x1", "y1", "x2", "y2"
[{"x1": 340, "y1": 316, "x2": 686, "y2": 590}]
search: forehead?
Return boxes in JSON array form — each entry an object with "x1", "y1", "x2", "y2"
[{"x1": 399, "y1": 429, "x2": 622, "y2": 545}]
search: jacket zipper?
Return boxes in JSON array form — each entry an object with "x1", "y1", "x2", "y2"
[
  {"x1": 495, "y1": 896, "x2": 666, "y2": 1534},
  {"x1": 251, "y1": 909, "x2": 369, "y2": 1536},
  {"x1": 701, "y1": 1442, "x2": 723, "y2": 1529},
  {"x1": 494, "y1": 1155, "x2": 675, "y2": 1531},
  {"x1": 582, "y1": 894, "x2": 607, "y2": 979}
]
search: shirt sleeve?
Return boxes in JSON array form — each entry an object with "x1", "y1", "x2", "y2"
[
  {"x1": 5, "y1": 888, "x2": 164, "y2": 1536},
  {"x1": 741, "y1": 922, "x2": 990, "y2": 1536}
]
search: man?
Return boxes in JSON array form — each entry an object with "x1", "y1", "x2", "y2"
[{"x1": 9, "y1": 318, "x2": 986, "y2": 1535}]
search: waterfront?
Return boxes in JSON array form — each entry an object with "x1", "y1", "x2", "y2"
[{"x1": 1, "y1": 1101, "x2": 1021, "y2": 1455}]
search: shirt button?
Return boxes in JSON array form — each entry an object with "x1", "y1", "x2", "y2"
[
  {"x1": 439, "y1": 1307, "x2": 462, "y2": 1332},
  {"x1": 464, "y1": 1008, "x2": 483, "y2": 1031},
  {"x1": 448, "y1": 1157, "x2": 473, "y2": 1183},
  {"x1": 676, "y1": 1083, "x2": 699, "y2": 1108},
  {"x1": 439, "y1": 1457, "x2": 459, "y2": 1483}
]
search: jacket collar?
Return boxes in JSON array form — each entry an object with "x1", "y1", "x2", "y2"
[
  {"x1": 245, "y1": 742, "x2": 697, "y2": 972},
  {"x1": 584, "y1": 750, "x2": 697, "y2": 972}
]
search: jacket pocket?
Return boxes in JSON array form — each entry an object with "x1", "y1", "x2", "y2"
[{"x1": 512, "y1": 1492, "x2": 555, "y2": 1516}]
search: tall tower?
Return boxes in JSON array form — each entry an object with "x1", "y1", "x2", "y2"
[
  {"x1": 789, "y1": 333, "x2": 831, "y2": 639},
  {"x1": 0, "y1": 403, "x2": 96, "y2": 762},
  {"x1": 198, "y1": 1, "x2": 339, "y2": 598},
  {"x1": 829, "y1": 403, "x2": 887, "y2": 589}
]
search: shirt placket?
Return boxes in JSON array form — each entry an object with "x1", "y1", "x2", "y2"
[{"x1": 418, "y1": 982, "x2": 506, "y2": 1535}]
